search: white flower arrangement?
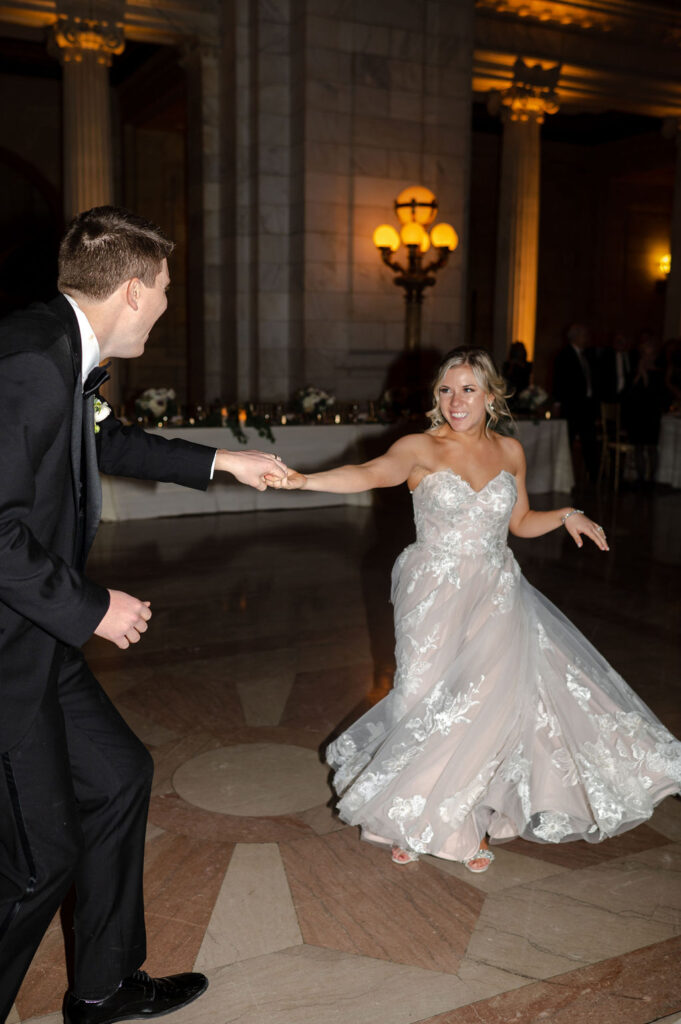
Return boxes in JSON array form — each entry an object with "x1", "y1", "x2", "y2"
[
  {"x1": 296, "y1": 385, "x2": 335, "y2": 415},
  {"x1": 517, "y1": 385, "x2": 548, "y2": 411},
  {"x1": 93, "y1": 397, "x2": 111, "y2": 434},
  {"x1": 135, "y1": 387, "x2": 177, "y2": 419}
]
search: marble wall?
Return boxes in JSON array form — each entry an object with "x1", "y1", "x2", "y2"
[{"x1": 221, "y1": 0, "x2": 475, "y2": 403}]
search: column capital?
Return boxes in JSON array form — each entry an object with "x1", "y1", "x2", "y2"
[
  {"x1": 490, "y1": 57, "x2": 561, "y2": 125},
  {"x1": 52, "y1": 1, "x2": 125, "y2": 67}
]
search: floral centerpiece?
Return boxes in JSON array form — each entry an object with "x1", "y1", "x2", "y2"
[
  {"x1": 135, "y1": 387, "x2": 178, "y2": 422},
  {"x1": 515, "y1": 385, "x2": 548, "y2": 415},
  {"x1": 294, "y1": 385, "x2": 335, "y2": 419}
]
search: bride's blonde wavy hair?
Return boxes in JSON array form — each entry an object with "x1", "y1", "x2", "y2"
[{"x1": 426, "y1": 347, "x2": 513, "y2": 435}]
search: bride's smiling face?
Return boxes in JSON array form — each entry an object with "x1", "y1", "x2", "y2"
[{"x1": 437, "y1": 365, "x2": 491, "y2": 432}]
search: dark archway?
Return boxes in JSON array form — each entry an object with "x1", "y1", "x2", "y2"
[{"x1": 0, "y1": 146, "x2": 62, "y2": 316}]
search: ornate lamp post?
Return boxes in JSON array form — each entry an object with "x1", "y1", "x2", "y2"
[{"x1": 373, "y1": 185, "x2": 458, "y2": 351}]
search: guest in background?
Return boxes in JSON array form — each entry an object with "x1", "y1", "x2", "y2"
[
  {"x1": 553, "y1": 323, "x2": 599, "y2": 480},
  {"x1": 596, "y1": 330, "x2": 634, "y2": 403},
  {"x1": 623, "y1": 335, "x2": 666, "y2": 487},
  {"x1": 502, "y1": 341, "x2": 532, "y2": 408}
]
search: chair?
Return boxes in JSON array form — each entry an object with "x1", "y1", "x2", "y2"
[{"x1": 598, "y1": 402, "x2": 635, "y2": 492}]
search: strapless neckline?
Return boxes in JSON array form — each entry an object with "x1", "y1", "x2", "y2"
[{"x1": 411, "y1": 467, "x2": 515, "y2": 496}]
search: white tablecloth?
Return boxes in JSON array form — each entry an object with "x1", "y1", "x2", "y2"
[
  {"x1": 100, "y1": 419, "x2": 574, "y2": 521},
  {"x1": 101, "y1": 425, "x2": 382, "y2": 521},
  {"x1": 516, "y1": 418, "x2": 574, "y2": 494},
  {"x1": 657, "y1": 415, "x2": 681, "y2": 488}
]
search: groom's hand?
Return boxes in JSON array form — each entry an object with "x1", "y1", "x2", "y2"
[
  {"x1": 214, "y1": 449, "x2": 288, "y2": 491},
  {"x1": 95, "y1": 590, "x2": 152, "y2": 649}
]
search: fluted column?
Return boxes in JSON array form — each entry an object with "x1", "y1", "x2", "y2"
[
  {"x1": 491, "y1": 58, "x2": 560, "y2": 367},
  {"x1": 663, "y1": 118, "x2": 681, "y2": 339},
  {"x1": 53, "y1": 2, "x2": 125, "y2": 219}
]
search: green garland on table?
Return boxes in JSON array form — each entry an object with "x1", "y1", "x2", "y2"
[{"x1": 200, "y1": 406, "x2": 276, "y2": 444}]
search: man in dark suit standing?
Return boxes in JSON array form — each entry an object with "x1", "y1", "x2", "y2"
[
  {"x1": 553, "y1": 322, "x2": 599, "y2": 481},
  {"x1": 0, "y1": 207, "x2": 286, "y2": 1023},
  {"x1": 595, "y1": 330, "x2": 634, "y2": 404}
]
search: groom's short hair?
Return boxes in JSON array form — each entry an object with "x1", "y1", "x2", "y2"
[{"x1": 58, "y1": 206, "x2": 174, "y2": 301}]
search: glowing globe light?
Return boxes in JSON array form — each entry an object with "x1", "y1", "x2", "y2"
[
  {"x1": 430, "y1": 222, "x2": 459, "y2": 251},
  {"x1": 400, "y1": 221, "x2": 428, "y2": 249},
  {"x1": 372, "y1": 224, "x2": 400, "y2": 251},
  {"x1": 395, "y1": 185, "x2": 438, "y2": 226}
]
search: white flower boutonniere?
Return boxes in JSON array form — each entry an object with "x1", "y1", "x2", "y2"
[{"x1": 93, "y1": 397, "x2": 111, "y2": 434}]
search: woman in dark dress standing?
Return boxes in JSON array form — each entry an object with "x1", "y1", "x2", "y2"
[{"x1": 623, "y1": 336, "x2": 666, "y2": 486}]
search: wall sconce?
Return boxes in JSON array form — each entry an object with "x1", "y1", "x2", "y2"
[
  {"x1": 373, "y1": 185, "x2": 458, "y2": 351},
  {"x1": 659, "y1": 253, "x2": 671, "y2": 278}
]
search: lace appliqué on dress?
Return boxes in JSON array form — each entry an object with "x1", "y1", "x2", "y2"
[
  {"x1": 532, "y1": 811, "x2": 573, "y2": 842},
  {"x1": 439, "y1": 759, "x2": 500, "y2": 827},
  {"x1": 406, "y1": 677, "x2": 483, "y2": 742}
]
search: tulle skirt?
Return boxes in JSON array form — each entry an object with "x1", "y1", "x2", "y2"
[{"x1": 327, "y1": 545, "x2": 681, "y2": 862}]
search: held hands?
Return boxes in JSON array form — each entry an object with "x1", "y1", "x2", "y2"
[
  {"x1": 263, "y1": 469, "x2": 307, "y2": 490},
  {"x1": 95, "y1": 589, "x2": 152, "y2": 649},
  {"x1": 214, "y1": 449, "x2": 289, "y2": 491},
  {"x1": 562, "y1": 511, "x2": 609, "y2": 551}
]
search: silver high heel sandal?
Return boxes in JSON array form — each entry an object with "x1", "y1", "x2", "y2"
[{"x1": 464, "y1": 847, "x2": 495, "y2": 873}]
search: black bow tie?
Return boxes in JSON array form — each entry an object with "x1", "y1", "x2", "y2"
[{"x1": 83, "y1": 363, "x2": 112, "y2": 398}]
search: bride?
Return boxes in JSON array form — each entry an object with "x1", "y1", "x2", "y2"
[{"x1": 266, "y1": 347, "x2": 681, "y2": 872}]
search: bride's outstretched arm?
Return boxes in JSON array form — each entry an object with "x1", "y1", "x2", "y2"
[
  {"x1": 265, "y1": 434, "x2": 422, "y2": 493},
  {"x1": 508, "y1": 443, "x2": 609, "y2": 551}
]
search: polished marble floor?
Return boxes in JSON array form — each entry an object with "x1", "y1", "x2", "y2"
[{"x1": 11, "y1": 481, "x2": 681, "y2": 1024}]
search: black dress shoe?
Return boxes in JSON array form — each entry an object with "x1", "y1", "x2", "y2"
[{"x1": 63, "y1": 970, "x2": 208, "y2": 1024}]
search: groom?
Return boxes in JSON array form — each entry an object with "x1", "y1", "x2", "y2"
[{"x1": 0, "y1": 206, "x2": 286, "y2": 1023}]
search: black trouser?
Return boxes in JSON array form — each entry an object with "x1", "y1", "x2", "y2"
[
  {"x1": 566, "y1": 400, "x2": 599, "y2": 480},
  {"x1": 0, "y1": 649, "x2": 154, "y2": 1020}
]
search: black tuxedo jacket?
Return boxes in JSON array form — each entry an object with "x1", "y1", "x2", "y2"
[
  {"x1": 0, "y1": 295, "x2": 215, "y2": 751},
  {"x1": 594, "y1": 347, "x2": 634, "y2": 403},
  {"x1": 553, "y1": 344, "x2": 596, "y2": 413}
]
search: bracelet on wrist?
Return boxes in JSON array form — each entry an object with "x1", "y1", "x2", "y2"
[{"x1": 561, "y1": 508, "x2": 584, "y2": 525}]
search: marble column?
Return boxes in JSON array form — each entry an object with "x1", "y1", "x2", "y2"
[
  {"x1": 53, "y1": 4, "x2": 125, "y2": 219},
  {"x1": 663, "y1": 118, "x2": 681, "y2": 339},
  {"x1": 182, "y1": 39, "x2": 224, "y2": 403},
  {"x1": 492, "y1": 59, "x2": 560, "y2": 368}
]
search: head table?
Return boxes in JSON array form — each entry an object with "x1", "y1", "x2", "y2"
[{"x1": 100, "y1": 418, "x2": 574, "y2": 521}]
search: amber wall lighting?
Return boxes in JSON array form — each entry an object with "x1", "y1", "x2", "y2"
[
  {"x1": 373, "y1": 185, "x2": 458, "y2": 350},
  {"x1": 659, "y1": 253, "x2": 672, "y2": 278}
]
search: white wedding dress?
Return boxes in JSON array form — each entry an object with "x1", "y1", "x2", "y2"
[{"x1": 327, "y1": 469, "x2": 681, "y2": 861}]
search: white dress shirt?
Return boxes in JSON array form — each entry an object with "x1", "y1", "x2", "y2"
[{"x1": 63, "y1": 293, "x2": 101, "y2": 386}]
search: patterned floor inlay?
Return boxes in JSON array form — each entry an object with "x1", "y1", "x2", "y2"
[
  {"x1": 280, "y1": 828, "x2": 485, "y2": 973},
  {"x1": 172, "y1": 743, "x2": 330, "y2": 817},
  {"x1": 419, "y1": 933, "x2": 681, "y2": 1024},
  {"x1": 195, "y1": 843, "x2": 303, "y2": 970}
]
